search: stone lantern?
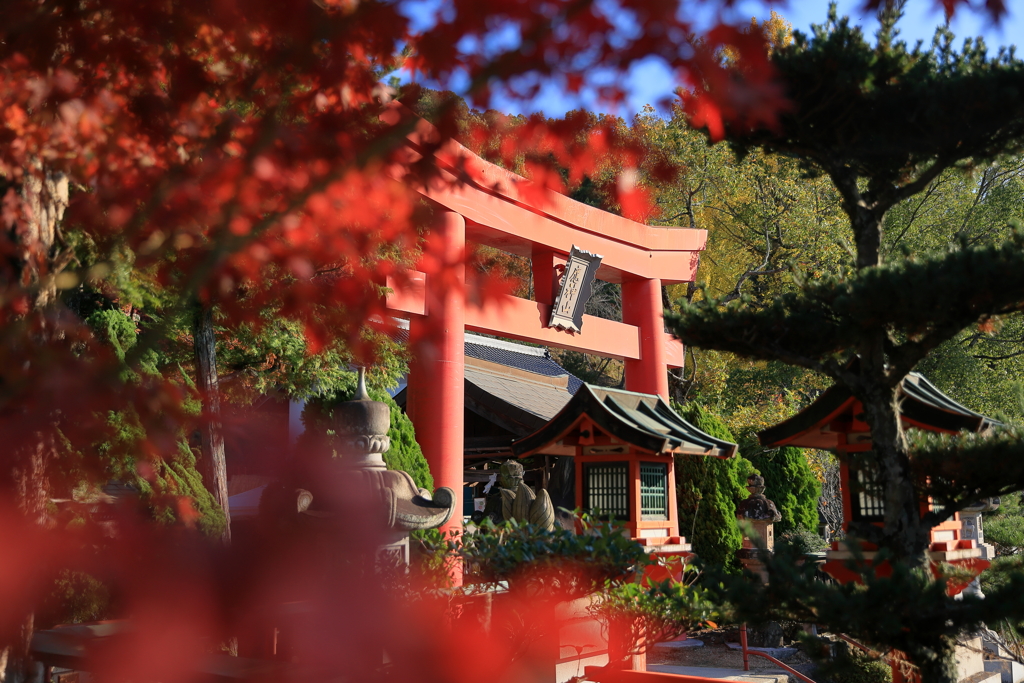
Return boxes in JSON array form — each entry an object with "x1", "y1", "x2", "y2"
[
  {"x1": 736, "y1": 474, "x2": 782, "y2": 583},
  {"x1": 961, "y1": 497, "x2": 1000, "y2": 598},
  {"x1": 270, "y1": 368, "x2": 457, "y2": 563}
]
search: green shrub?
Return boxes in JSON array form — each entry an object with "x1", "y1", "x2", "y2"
[
  {"x1": 675, "y1": 403, "x2": 755, "y2": 572},
  {"x1": 44, "y1": 570, "x2": 111, "y2": 626},
  {"x1": 593, "y1": 578, "x2": 720, "y2": 657},
  {"x1": 832, "y1": 650, "x2": 893, "y2": 683},
  {"x1": 457, "y1": 516, "x2": 649, "y2": 598},
  {"x1": 90, "y1": 410, "x2": 226, "y2": 538},
  {"x1": 751, "y1": 446, "x2": 821, "y2": 535},
  {"x1": 157, "y1": 442, "x2": 228, "y2": 537},
  {"x1": 779, "y1": 526, "x2": 829, "y2": 555},
  {"x1": 984, "y1": 492, "x2": 1024, "y2": 556}
]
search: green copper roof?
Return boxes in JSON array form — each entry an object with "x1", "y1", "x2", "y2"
[{"x1": 511, "y1": 384, "x2": 737, "y2": 458}]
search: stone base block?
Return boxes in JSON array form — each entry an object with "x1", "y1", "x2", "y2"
[{"x1": 985, "y1": 659, "x2": 1024, "y2": 683}]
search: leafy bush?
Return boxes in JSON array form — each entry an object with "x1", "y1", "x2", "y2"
[
  {"x1": 456, "y1": 516, "x2": 649, "y2": 599},
  {"x1": 43, "y1": 570, "x2": 112, "y2": 626},
  {"x1": 985, "y1": 492, "x2": 1024, "y2": 556},
  {"x1": 832, "y1": 650, "x2": 893, "y2": 683},
  {"x1": 156, "y1": 442, "x2": 228, "y2": 537},
  {"x1": 94, "y1": 410, "x2": 227, "y2": 538},
  {"x1": 983, "y1": 555, "x2": 1024, "y2": 595},
  {"x1": 591, "y1": 577, "x2": 720, "y2": 656},
  {"x1": 779, "y1": 526, "x2": 829, "y2": 555},
  {"x1": 409, "y1": 528, "x2": 452, "y2": 588},
  {"x1": 675, "y1": 403, "x2": 756, "y2": 571}
]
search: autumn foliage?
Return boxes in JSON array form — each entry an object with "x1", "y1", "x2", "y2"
[{"x1": 0, "y1": 0, "x2": 1005, "y2": 680}]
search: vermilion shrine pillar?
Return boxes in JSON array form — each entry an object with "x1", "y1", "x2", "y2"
[
  {"x1": 407, "y1": 211, "x2": 465, "y2": 553},
  {"x1": 622, "y1": 278, "x2": 669, "y2": 399},
  {"x1": 531, "y1": 248, "x2": 563, "y2": 306}
]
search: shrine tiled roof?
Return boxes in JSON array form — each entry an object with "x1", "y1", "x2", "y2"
[
  {"x1": 464, "y1": 359, "x2": 574, "y2": 425},
  {"x1": 465, "y1": 334, "x2": 584, "y2": 394},
  {"x1": 393, "y1": 332, "x2": 582, "y2": 442},
  {"x1": 758, "y1": 371, "x2": 998, "y2": 450},
  {"x1": 511, "y1": 384, "x2": 737, "y2": 458}
]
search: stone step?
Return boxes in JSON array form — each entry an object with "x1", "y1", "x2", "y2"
[
  {"x1": 961, "y1": 671, "x2": 1002, "y2": 683},
  {"x1": 652, "y1": 638, "x2": 703, "y2": 650},
  {"x1": 985, "y1": 658, "x2": 1024, "y2": 683},
  {"x1": 648, "y1": 663, "x2": 788, "y2": 683}
]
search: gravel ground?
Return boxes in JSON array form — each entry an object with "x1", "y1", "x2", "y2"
[{"x1": 648, "y1": 629, "x2": 820, "y2": 681}]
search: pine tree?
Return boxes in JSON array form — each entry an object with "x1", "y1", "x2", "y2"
[{"x1": 671, "y1": 8, "x2": 1024, "y2": 682}]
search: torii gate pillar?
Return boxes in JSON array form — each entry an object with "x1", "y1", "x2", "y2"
[
  {"x1": 406, "y1": 211, "x2": 465, "y2": 554},
  {"x1": 623, "y1": 278, "x2": 669, "y2": 399}
]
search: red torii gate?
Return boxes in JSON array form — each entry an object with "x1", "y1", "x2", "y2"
[{"x1": 381, "y1": 110, "x2": 707, "y2": 547}]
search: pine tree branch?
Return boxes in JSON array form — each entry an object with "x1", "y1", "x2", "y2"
[
  {"x1": 972, "y1": 350, "x2": 1024, "y2": 361},
  {"x1": 913, "y1": 429, "x2": 1024, "y2": 512},
  {"x1": 671, "y1": 230, "x2": 1024, "y2": 374},
  {"x1": 889, "y1": 157, "x2": 953, "y2": 207}
]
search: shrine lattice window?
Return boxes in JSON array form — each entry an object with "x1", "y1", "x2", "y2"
[
  {"x1": 849, "y1": 451, "x2": 886, "y2": 522},
  {"x1": 583, "y1": 462, "x2": 629, "y2": 521},
  {"x1": 640, "y1": 462, "x2": 669, "y2": 521}
]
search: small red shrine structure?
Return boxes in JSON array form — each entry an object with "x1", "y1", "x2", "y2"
[
  {"x1": 511, "y1": 385, "x2": 736, "y2": 550},
  {"x1": 758, "y1": 371, "x2": 997, "y2": 588},
  {"x1": 380, "y1": 107, "x2": 707, "y2": 571}
]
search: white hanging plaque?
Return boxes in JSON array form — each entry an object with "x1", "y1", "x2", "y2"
[{"x1": 548, "y1": 245, "x2": 603, "y2": 333}]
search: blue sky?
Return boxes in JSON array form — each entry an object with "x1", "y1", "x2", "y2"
[{"x1": 473, "y1": 1, "x2": 1024, "y2": 118}]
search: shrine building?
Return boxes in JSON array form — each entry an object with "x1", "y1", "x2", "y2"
[{"x1": 758, "y1": 371, "x2": 997, "y2": 587}]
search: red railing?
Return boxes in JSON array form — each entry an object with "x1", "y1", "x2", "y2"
[
  {"x1": 836, "y1": 633, "x2": 874, "y2": 655},
  {"x1": 739, "y1": 623, "x2": 818, "y2": 683}
]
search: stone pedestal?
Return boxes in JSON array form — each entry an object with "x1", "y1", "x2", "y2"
[
  {"x1": 736, "y1": 475, "x2": 781, "y2": 585},
  {"x1": 957, "y1": 636, "x2": 1002, "y2": 683},
  {"x1": 742, "y1": 519, "x2": 776, "y2": 552}
]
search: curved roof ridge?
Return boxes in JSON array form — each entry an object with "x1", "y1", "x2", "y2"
[
  {"x1": 511, "y1": 383, "x2": 736, "y2": 458},
  {"x1": 758, "y1": 370, "x2": 997, "y2": 449}
]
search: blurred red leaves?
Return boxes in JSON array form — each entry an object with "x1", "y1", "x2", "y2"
[
  {"x1": 679, "y1": 23, "x2": 790, "y2": 142},
  {"x1": 1, "y1": 0, "x2": 1000, "y2": 679}
]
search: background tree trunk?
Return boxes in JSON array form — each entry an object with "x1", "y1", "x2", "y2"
[
  {"x1": 1, "y1": 167, "x2": 68, "y2": 683},
  {"x1": 192, "y1": 303, "x2": 231, "y2": 542}
]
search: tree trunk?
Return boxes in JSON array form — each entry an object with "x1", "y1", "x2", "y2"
[
  {"x1": 0, "y1": 614, "x2": 44, "y2": 683},
  {"x1": 828, "y1": 166, "x2": 886, "y2": 271},
  {"x1": 192, "y1": 303, "x2": 231, "y2": 542},
  {"x1": 858, "y1": 379, "x2": 932, "y2": 565},
  {"x1": 2, "y1": 434, "x2": 53, "y2": 681},
  {"x1": 1, "y1": 167, "x2": 68, "y2": 683},
  {"x1": 832, "y1": 172, "x2": 932, "y2": 561},
  {"x1": 21, "y1": 169, "x2": 68, "y2": 311},
  {"x1": 834, "y1": 163, "x2": 960, "y2": 683},
  {"x1": 851, "y1": 206, "x2": 885, "y2": 270}
]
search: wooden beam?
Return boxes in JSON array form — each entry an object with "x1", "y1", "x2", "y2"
[
  {"x1": 422, "y1": 171, "x2": 703, "y2": 283},
  {"x1": 387, "y1": 272, "x2": 684, "y2": 367}
]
